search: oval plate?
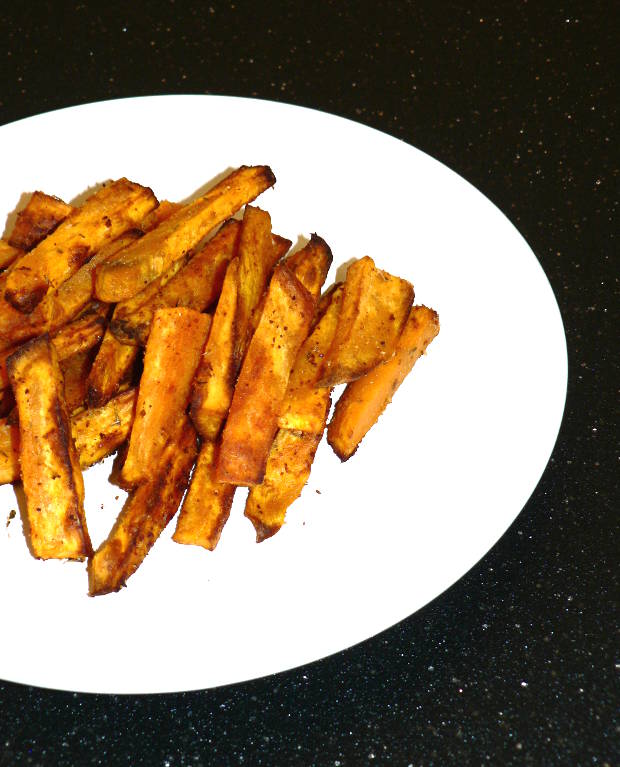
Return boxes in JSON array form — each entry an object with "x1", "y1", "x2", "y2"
[{"x1": 0, "y1": 96, "x2": 567, "y2": 694}]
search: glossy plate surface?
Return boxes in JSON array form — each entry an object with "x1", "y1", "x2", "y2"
[{"x1": 0, "y1": 96, "x2": 567, "y2": 693}]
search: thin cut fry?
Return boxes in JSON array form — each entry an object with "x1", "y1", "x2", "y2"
[
  {"x1": 235, "y1": 206, "x2": 285, "y2": 359},
  {"x1": 121, "y1": 307, "x2": 210, "y2": 487},
  {"x1": 95, "y1": 165, "x2": 276, "y2": 302},
  {"x1": 88, "y1": 418, "x2": 197, "y2": 596},
  {"x1": 327, "y1": 305, "x2": 440, "y2": 461},
  {"x1": 189, "y1": 258, "x2": 240, "y2": 440},
  {"x1": 216, "y1": 264, "x2": 315, "y2": 486},
  {"x1": 245, "y1": 429, "x2": 322, "y2": 542},
  {"x1": 277, "y1": 283, "x2": 343, "y2": 434},
  {"x1": 0, "y1": 388, "x2": 137, "y2": 485},
  {"x1": 110, "y1": 218, "x2": 241, "y2": 346},
  {"x1": 86, "y1": 329, "x2": 139, "y2": 408},
  {"x1": 8, "y1": 191, "x2": 74, "y2": 251},
  {"x1": 173, "y1": 440, "x2": 237, "y2": 550},
  {"x1": 7, "y1": 336, "x2": 92, "y2": 559},
  {"x1": 283, "y1": 234, "x2": 332, "y2": 301},
  {"x1": 318, "y1": 256, "x2": 414, "y2": 386},
  {"x1": 4, "y1": 179, "x2": 157, "y2": 313}
]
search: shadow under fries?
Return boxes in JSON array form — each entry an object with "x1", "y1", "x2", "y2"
[
  {"x1": 176, "y1": 166, "x2": 237, "y2": 205},
  {"x1": 68, "y1": 181, "x2": 108, "y2": 207},
  {"x1": 335, "y1": 257, "x2": 358, "y2": 283},
  {"x1": 1, "y1": 192, "x2": 32, "y2": 240}
]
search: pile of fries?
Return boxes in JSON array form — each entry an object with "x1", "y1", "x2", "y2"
[{"x1": 0, "y1": 166, "x2": 439, "y2": 596}]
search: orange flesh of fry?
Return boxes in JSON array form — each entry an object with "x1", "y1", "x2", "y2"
[
  {"x1": 327, "y1": 305, "x2": 440, "y2": 461},
  {"x1": 7, "y1": 191, "x2": 73, "y2": 252},
  {"x1": 121, "y1": 307, "x2": 210, "y2": 487},
  {"x1": 86, "y1": 329, "x2": 139, "y2": 409}
]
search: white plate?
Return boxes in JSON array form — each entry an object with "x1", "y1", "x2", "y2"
[{"x1": 0, "y1": 96, "x2": 567, "y2": 694}]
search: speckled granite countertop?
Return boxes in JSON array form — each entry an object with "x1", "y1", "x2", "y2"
[{"x1": 0, "y1": 2, "x2": 616, "y2": 765}]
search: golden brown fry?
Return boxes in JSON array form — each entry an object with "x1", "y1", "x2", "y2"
[
  {"x1": 0, "y1": 388, "x2": 137, "y2": 485},
  {"x1": 4, "y1": 179, "x2": 157, "y2": 313},
  {"x1": 88, "y1": 418, "x2": 197, "y2": 596},
  {"x1": 72, "y1": 388, "x2": 137, "y2": 469},
  {"x1": 277, "y1": 284, "x2": 343, "y2": 434},
  {"x1": 189, "y1": 258, "x2": 240, "y2": 440},
  {"x1": 216, "y1": 265, "x2": 315, "y2": 486},
  {"x1": 283, "y1": 234, "x2": 332, "y2": 301},
  {"x1": 173, "y1": 440, "x2": 237, "y2": 550},
  {"x1": 7, "y1": 336, "x2": 92, "y2": 559},
  {"x1": 8, "y1": 191, "x2": 74, "y2": 251},
  {"x1": 235, "y1": 206, "x2": 284, "y2": 359},
  {"x1": 317, "y1": 256, "x2": 414, "y2": 386},
  {"x1": 110, "y1": 218, "x2": 241, "y2": 346},
  {"x1": 86, "y1": 329, "x2": 139, "y2": 409},
  {"x1": 62, "y1": 349, "x2": 96, "y2": 413},
  {"x1": 0, "y1": 240, "x2": 22, "y2": 271},
  {"x1": 95, "y1": 166, "x2": 276, "y2": 303},
  {"x1": 327, "y1": 305, "x2": 440, "y2": 461},
  {"x1": 139, "y1": 200, "x2": 183, "y2": 232},
  {"x1": 121, "y1": 307, "x2": 210, "y2": 487},
  {"x1": 245, "y1": 429, "x2": 322, "y2": 542}
]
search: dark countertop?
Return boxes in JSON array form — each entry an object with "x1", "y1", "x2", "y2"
[{"x1": 0, "y1": 2, "x2": 616, "y2": 764}]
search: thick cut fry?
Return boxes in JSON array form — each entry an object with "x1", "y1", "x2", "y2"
[
  {"x1": 86, "y1": 329, "x2": 139, "y2": 408},
  {"x1": 0, "y1": 388, "x2": 137, "y2": 485},
  {"x1": 278, "y1": 284, "x2": 343, "y2": 433},
  {"x1": 283, "y1": 234, "x2": 333, "y2": 301},
  {"x1": 121, "y1": 307, "x2": 210, "y2": 487},
  {"x1": 7, "y1": 336, "x2": 92, "y2": 559},
  {"x1": 173, "y1": 440, "x2": 237, "y2": 550},
  {"x1": 235, "y1": 206, "x2": 284, "y2": 359},
  {"x1": 0, "y1": 240, "x2": 22, "y2": 271},
  {"x1": 8, "y1": 191, "x2": 73, "y2": 251},
  {"x1": 327, "y1": 305, "x2": 440, "y2": 461},
  {"x1": 110, "y1": 218, "x2": 241, "y2": 346},
  {"x1": 139, "y1": 200, "x2": 182, "y2": 232},
  {"x1": 4, "y1": 179, "x2": 157, "y2": 313},
  {"x1": 62, "y1": 349, "x2": 96, "y2": 413},
  {"x1": 189, "y1": 258, "x2": 239, "y2": 440},
  {"x1": 245, "y1": 429, "x2": 322, "y2": 542},
  {"x1": 318, "y1": 256, "x2": 414, "y2": 386},
  {"x1": 95, "y1": 166, "x2": 276, "y2": 302},
  {"x1": 88, "y1": 418, "x2": 197, "y2": 596},
  {"x1": 216, "y1": 265, "x2": 315, "y2": 486}
]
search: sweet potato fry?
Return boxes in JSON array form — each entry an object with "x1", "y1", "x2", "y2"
[
  {"x1": 88, "y1": 418, "x2": 197, "y2": 596},
  {"x1": 173, "y1": 440, "x2": 237, "y2": 550},
  {"x1": 189, "y1": 258, "x2": 240, "y2": 440},
  {"x1": 95, "y1": 165, "x2": 276, "y2": 303},
  {"x1": 327, "y1": 305, "x2": 440, "y2": 461},
  {"x1": 235, "y1": 206, "x2": 285, "y2": 359},
  {"x1": 110, "y1": 218, "x2": 241, "y2": 346},
  {"x1": 283, "y1": 234, "x2": 333, "y2": 301},
  {"x1": 277, "y1": 283, "x2": 343, "y2": 434},
  {"x1": 245, "y1": 429, "x2": 322, "y2": 541},
  {"x1": 216, "y1": 264, "x2": 315, "y2": 486},
  {"x1": 0, "y1": 388, "x2": 137, "y2": 485},
  {"x1": 7, "y1": 191, "x2": 74, "y2": 252},
  {"x1": 62, "y1": 349, "x2": 96, "y2": 413},
  {"x1": 86, "y1": 329, "x2": 139, "y2": 409},
  {"x1": 4, "y1": 179, "x2": 157, "y2": 313},
  {"x1": 0, "y1": 240, "x2": 22, "y2": 271},
  {"x1": 317, "y1": 256, "x2": 414, "y2": 386},
  {"x1": 121, "y1": 307, "x2": 210, "y2": 487},
  {"x1": 139, "y1": 200, "x2": 182, "y2": 232},
  {"x1": 7, "y1": 336, "x2": 92, "y2": 559},
  {"x1": 72, "y1": 387, "x2": 137, "y2": 469}
]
